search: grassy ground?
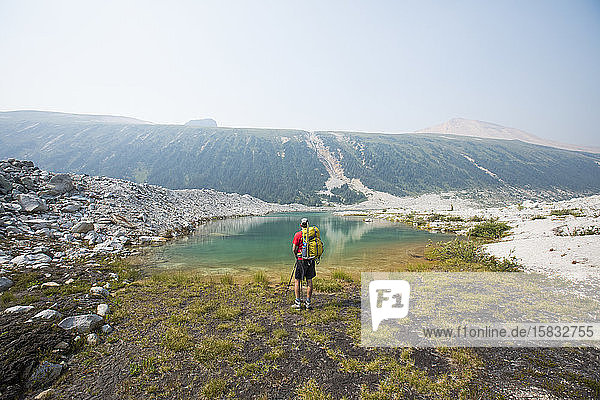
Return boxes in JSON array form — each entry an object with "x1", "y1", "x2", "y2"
[{"x1": 44, "y1": 240, "x2": 600, "y2": 400}]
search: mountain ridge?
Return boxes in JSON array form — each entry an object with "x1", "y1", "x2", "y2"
[
  {"x1": 416, "y1": 118, "x2": 600, "y2": 154},
  {"x1": 1, "y1": 111, "x2": 599, "y2": 205}
]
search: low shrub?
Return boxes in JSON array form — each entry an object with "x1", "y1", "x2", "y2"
[{"x1": 467, "y1": 221, "x2": 511, "y2": 239}]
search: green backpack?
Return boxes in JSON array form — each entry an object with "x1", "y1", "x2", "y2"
[{"x1": 301, "y1": 226, "x2": 324, "y2": 261}]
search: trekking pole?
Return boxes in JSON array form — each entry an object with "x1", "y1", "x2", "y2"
[{"x1": 286, "y1": 261, "x2": 296, "y2": 298}]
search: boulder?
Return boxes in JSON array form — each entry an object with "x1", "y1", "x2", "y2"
[
  {"x1": 47, "y1": 174, "x2": 74, "y2": 195},
  {"x1": 97, "y1": 303, "x2": 109, "y2": 316},
  {"x1": 32, "y1": 309, "x2": 63, "y2": 320},
  {"x1": 71, "y1": 221, "x2": 94, "y2": 234},
  {"x1": 17, "y1": 194, "x2": 49, "y2": 213},
  {"x1": 0, "y1": 276, "x2": 14, "y2": 291},
  {"x1": 90, "y1": 286, "x2": 109, "y2": 297},
  {"x1": 58, "y1": 314, "x2": 103, "y2": 333},
  {"x1": 5, "y1": 305, "x2": 34, "y2": 314},
  {"x1": 27, "y1": 361, "x2": 63, "y2": 389}
]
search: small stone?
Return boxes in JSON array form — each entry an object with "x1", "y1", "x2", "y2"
[
  {"x1": 86, "y1": 333, "x2": 99, "y2": 345},
  {"x1": 71, "y1": 221, "x2": 95, "y2": 234},
  {"x1": 41, "y1": 281, "x2": 60, "y2": 288},
  {"x1": 90, "y1": 286, "x2": 109, "y2": 297},
  {"x1": 63, "y1": 204, "x2": 81, "y2": 213},
  {"x1": 101, "y1": 324, "x2": 113, "y2": 334},
  {"x1": 32, "y1": 309, "x2": 63, "y2": 320},
  {"x1": 5, "y1": 305, "x2": 34, "y2": 314},
  {"x1": 35, "y1": 388, "x2": 55, "y2": 400},
  {"x1": 65, "y1": 278, "x2": 75, "y2": 284},
  {"x1": 54, "y1": 341, "x2": 69, "y2": 350},
  {"x1": 0, "y1": 276, "x2": 14, "y2": 292},
  {"x1": 58, "y1": 314, "x2": 103, "y2": 333},
  {"x1": 97, "y1": 303, "x2": 109, "y2": 316}
]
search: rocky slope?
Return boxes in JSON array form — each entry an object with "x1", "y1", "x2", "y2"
[{"x1": 0, "y1": 159, "x2": 304, "y2": 399}]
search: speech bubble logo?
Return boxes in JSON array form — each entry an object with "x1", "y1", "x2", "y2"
[{"x1": 369, "y1": 280, "x2": 410, "y2": 331}]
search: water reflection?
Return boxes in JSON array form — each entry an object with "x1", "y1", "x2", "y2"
[{"x1": 149, "y1": 212, "x2": 448, "y2": 274}]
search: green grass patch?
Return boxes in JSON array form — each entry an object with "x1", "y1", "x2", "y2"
[
  {"x1": 201, "y1": 378, "x2": 227, "y2": 399},
  {"x1": 296, "y1": 379, "x2": 334, "y2": 400},
  {"x1": 425, "y1": 239, "x2": 520, "y2": 271},
  {"x1": 195, "y1": 337, "x2": 237, "y2": 363},
  {"x1": 220, "y1": 274, "x2": 234, "y2": 285},
  {"x1": 313, "y1": 278, "x2": 343, "y2": 293},
  {"x1": 253, "y1": 271, "x2": 269, "y2": 286},
  {"x1": 467, "y1": 221, "x2": 511, "y2": 239},
  {"x1": 331, "y1": 269, "x2": 353, "y2": 282},
  {"x1": 214, "y1": 305, "x2": 242, "y2": 321},
  {"x1": 162, "y1": 326, "x2": 193, "y2": 351},
  {"x1": 550, "y1": 208, "x2": 583, "y2": 217}
]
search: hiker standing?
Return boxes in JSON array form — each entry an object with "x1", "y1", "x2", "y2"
[{"x1": 291, "y1": 218, "x2": 323, "y2": 309}]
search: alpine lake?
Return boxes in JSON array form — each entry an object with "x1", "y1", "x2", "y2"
[{"x1": 145, "y1": 212, "x2": 453, "y2": 280}]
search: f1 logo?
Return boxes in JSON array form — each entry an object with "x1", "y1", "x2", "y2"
[{"x1": 369, "y1": 280, "x2": 410, "y2": 331}]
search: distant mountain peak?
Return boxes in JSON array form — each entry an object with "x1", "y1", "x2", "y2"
[
  {"x1": 416, "y1": 118, "x2": 600, "y2": 153},
  {"x1": 185, "y1": 118, "x2": 217, "y2": 127}
]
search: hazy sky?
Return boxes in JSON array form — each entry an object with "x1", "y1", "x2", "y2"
[{"x1": 1, "y1": 0, "x2": 599, "y2": 146}]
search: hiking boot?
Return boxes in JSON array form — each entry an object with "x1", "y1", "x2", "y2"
[
  {"x1": 291, "y1": 299, "x2": 302, "y2": 310},
  {"x1": 305, "y1": 299, "x2": 312, "y2": 310}
]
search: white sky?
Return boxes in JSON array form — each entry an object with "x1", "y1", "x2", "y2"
[{"x1": 0, "y1": 0, "x2": 599, "y2": 145}]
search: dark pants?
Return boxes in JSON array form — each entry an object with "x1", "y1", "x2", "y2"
[{"x1": 295, "y1": 259, "x2": 316, "y2": 281}]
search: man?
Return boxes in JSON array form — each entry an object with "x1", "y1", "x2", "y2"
[{"x1": 291, "y1": 218, "x2": 316, "y2": 309}]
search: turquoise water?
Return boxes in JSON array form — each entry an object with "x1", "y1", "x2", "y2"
[{"x1": 149, "y1": 212, "x2": 451, "y2": 275}]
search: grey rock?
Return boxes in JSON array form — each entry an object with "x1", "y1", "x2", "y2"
[
  {"x1": 54, "y1": 341, "x2": 69, "y2": 350},
  {"x1": 27, "y1": 361, "x2": 63, "y2": 388},
  {"x1": 17, "y1": 194, "x2": 49, "y2": 213},
  {"x1": 58, "y1": 314, "x2": 103, "y2": 333},
  {"x1": 93, "y1": 239, "x2": 124, "y2": 252},
  {"x1": 97, "y1": 303, "x2": 109, "y2": 316},
  {"x1": 101, "y1": 324, "x2": 113, "y2": 334},
  {"x1": 32, "y1": 309, "x2": 63, "y2": 320},
  {"x1": 47, "y1": 174, "x2": 74, "y2": 195},
  {"x1": 5, "y1": 305, "x2": 34, "y2": 314},
  {"x1": 0, "y1": 276, "x2": 14, "y2": 291},
  {"x1": 86, "y1": 333, "x2": 99, "y2": 345},
  {"x1": 63, "y1": 203, "x2": 81, "y2": 213},
  {"x1": 0, "y1": 173, "x2": 12, "y2": 195},
  {"x1": 71, "y1": 221, "x2": 94, "y2": 234},
  {"x1": 35, "y1": 388, "x2": 55, "y2": 400},
  {"x1": 3, "y1": 202, "x2": 22, "y2": 212},
  {"x1": 90, "y1": 286, "x2": 109, "y2": 297},
  {"x1": 31, "y1": 253, "x2": 52, "y2": 263}
]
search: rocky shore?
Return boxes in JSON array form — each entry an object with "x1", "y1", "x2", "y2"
[
  {"x1": 355, "y1": 193, "x2": 600, "y2": 290},
  {"x1": 0, "y1": 159, "x2": 305, "y2": 399}
]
